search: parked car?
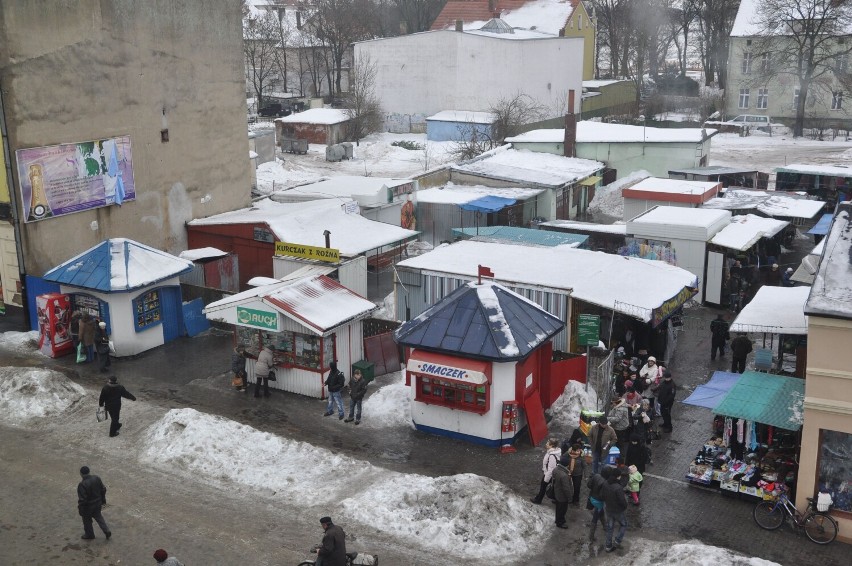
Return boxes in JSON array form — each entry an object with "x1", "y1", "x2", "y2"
[
  {"x1": 258, "y1": 103, "x2": 283, "y2": 117},
  {"x1": 725, "y1": 114, "x2": 772, "y2": 132}
]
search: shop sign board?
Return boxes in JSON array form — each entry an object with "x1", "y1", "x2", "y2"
[
  {"x1": 274, "y1": 242, "x2": 340, "y2": 263},
  {"x1": 237, "y1": 306, "x2": 278, "y2": 330},
  {"x1": 651, "y1": 284, "x2": 698, "y2": 327},
  {"x1": 406, "y1": 359, "x2": 488, "y2": 385},
  {"x1": 253, "y1": 227, "x2": 275, "y2": 243},
  {"x1": 16, "y1": 136, "x2": 136, "y2": 222},
  {"x1": 577, "y1": 314, "x2": 600, "y2": 346},
  {"x1": 387, "y1": 181, "x2": 415, "y2": 202}
]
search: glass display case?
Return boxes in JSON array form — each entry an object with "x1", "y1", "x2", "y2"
[
  {"x1": 132, "y1": 289, "x2": 162, "y2": 331},
  {"x1": 235, "y1": 328, "x2": 336, "y2": 372}
]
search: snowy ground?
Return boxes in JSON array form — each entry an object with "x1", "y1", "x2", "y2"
[{"x1": 0, "y1": 336, "x2": 784, "y2": 564}]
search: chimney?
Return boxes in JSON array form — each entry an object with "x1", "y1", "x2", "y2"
[
  {"x1": 456, "y1": 19, "x2": 464, "y2": 32},
  {"x1": 296, "y1": 11, "x2": 302, "y2": 30},
  {"x1": 558, "y1": 28, "x2": 565, "y2": 37},
  {"x1": 488, "y1": 0, "x2": 496, "y2": 12},
  {"x1": 564, "y1": 90, "x2": 576, "y2": 158}
]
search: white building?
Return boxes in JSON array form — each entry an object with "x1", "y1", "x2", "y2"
[
  {"x1": 622, "y1": 177, "x2": 722, "y2": 221},
  {"x1": 354, "y1": 27, "x2": 583, "y2": 132}
]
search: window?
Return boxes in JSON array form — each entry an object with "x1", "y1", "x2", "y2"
[
  {"x1": 235, "y1": 328, "x2": 336, "y2": 371},
  {"x1": 741, "y1": 52, "x2": 752, "y2": 74},
  {"x1": 416, "y1": 375, "x2": 489, "y2": 413},
  {"x1": 793, "y1": 88, "x2": 801, "y2": 108},
  {"x1": 757, "y1": 88, "x2": 769, "y2": 109},
  {"x1": 578, "y1": 14, "x2": 583, "y2": 30},
  {"x1": 133, "y1": 289, "x2": 162, "y2": 331},
  {"x1": 739, "y1": 88, "x2": 750, "y2": 109},
  {"x1": 761, "y1": 53, "x2": 771, "y2": 73},
  {"x1": 816, "y1": 430, "x2": 852, "y2": 513},
  {"x1": 832, "y1": 91, "x2": 843, "y2": 110}
]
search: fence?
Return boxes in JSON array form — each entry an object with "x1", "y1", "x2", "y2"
[
  {"x1": 362, "y1": 318, "x2": 402, "y2": 377},
  {"x1": 588, "y1": 349, "x2": 615, "y2": 411}
]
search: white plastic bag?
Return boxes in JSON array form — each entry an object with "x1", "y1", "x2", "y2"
[{"x1": 817, "y1": 492, "x2": 832, "y2": 512}]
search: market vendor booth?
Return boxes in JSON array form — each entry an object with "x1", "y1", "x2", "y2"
[
  {"x1": 394, "y1": 279, "x2": 565, "y2": 448},
  {"x1": 203, "y1": 273, "x2": 376, "y2": 397},
  {"x1": 42, "y1": 238, "x2": 193, "y2": 357},
  {"x1": 683, "y1": 370, "x2": 804, "y2": 501}
]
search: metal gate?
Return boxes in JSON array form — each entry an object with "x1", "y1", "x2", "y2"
[
  {"x1": 362, "y1": 318, "x2": 402, "y2": 376},
  {"x1": 588, "y1": 349, "x2": 615, "y2": 411}
]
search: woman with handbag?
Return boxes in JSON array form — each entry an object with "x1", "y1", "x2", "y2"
[{"x1": 530, "y1": 438, "x2": 561, "y2": 504}]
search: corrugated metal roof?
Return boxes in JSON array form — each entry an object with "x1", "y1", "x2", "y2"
[
  {"x1": 263, "y1": 275, "x2": 375, "y2": 334},
  {"x1": 452, "y1": 226, "x2": 588, "y2": 247},
  {"x1": 394, "y1": 280, "x2": 564, "y2": 361}
]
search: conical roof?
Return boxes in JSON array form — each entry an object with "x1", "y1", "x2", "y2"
[{"x1": 479, "y1": 17, "x2": 515, "y2": 34}]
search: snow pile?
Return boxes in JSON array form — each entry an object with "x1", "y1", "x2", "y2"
[
  {"x1": 547, "y1": 380, "x2": 598, "y2": 430},
  {"x1": 0, "y1": 367, "x2": 86, "y2": 424},
  {"x1": 0, "y1": 331, "x2": 41, "y2": 355},
  {"x1": 627, "y1": 538, "x2": 781, "y2": 566},
  {"x1": 371, "y1": 291, "x2": 397, "y2": 321},
  {"x1": 406, "y1": 240, "x2": 433, "y2": 257},
  {"x1": 588, "y1": 170, "x2": 651, "y2": 219},
  {"x1": 358, "y1": 371, "x2": 411, "y2": 429},
  {"x1": 141, "y1": 408, "x2": 548, "y2": 563}
]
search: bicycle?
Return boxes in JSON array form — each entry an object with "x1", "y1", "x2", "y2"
[{"x1": 752, "y1": 488, "x2": 838, "y2": 544}]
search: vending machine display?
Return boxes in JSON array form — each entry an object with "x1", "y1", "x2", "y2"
[{"x1": 36, "y1": 293, "x2": 73, "y2": 358}]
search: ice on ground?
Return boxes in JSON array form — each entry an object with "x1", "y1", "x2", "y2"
[
  {"x1": 0, "y1": 367, "x2": 86, "y2": 424},
  {"x1": 589, "y1": 170, "x2": 652, "y2": 219},
  {"x1": 0, "y1": 330, "x2": 42, "y2": 355},
  {"x1": 625, "y1": 538, "x2": 781, "y2": 565},
  {"x1": 547, "y1": 379, "x2": 598, "y2": 430},
  {"x1": 359, "y1": 371, "x2": 411, "y2": 429},
  {"x1": 141, "y1": 408, "x2": 547, "y2": 563}
]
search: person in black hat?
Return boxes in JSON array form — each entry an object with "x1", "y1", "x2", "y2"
[
  {"x1": 551, "y1": 454, "x2": 573, "y2": 529},
  {"x1": 315, "y1": 516, "x2": 346, "y2": 566},
  {"x1": 588, "y1": 416, "x2": 617, "y2": 474},
  {"x1": 657, "y1": 370, "x2": 677, "y2": 432},
  {"x1": 77, "y1": 466, "x2": 110, "y2": 540},
  {"x1": 98, "y1": 375, "x2": 137, "y2": 437}
]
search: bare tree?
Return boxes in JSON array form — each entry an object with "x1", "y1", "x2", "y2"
[
  {"x1": 394, "y1": 0, "x2": 447, "y2": 33},
  {"x1": 751, "y1": 0, "x2": 852, "y2": 136},
  {"x1": 244, "y1": 11, "x2": 282, "y2": 109},
  {"x1": 694, "y1": 0, "x2": 739, "y2": 87},
  {"x1": 312, "y1": 0, "x2": 376, "y2": 94},
  {"x1": 448, "y1": 122, "x2": 497, "y2": 161},
  {"x1": 345, "y1": 54, "x2": 383, "y2": 143},
  {"x1": 489, "y1": 92, "x2": 548, "y2": 142}
]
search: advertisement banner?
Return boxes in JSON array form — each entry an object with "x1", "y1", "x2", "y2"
[
  {"x1": 16, "y1": 135, "x2": 135, "y2": 222},
  {"x1": 237, "y1": 306, "x2": 278, "y2": 330},
  {"x1": 274, "y1": 241, "x2": 340, "y2": 263}
]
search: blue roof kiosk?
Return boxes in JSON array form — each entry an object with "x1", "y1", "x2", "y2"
[
  {"x1": 394, "y1": 276, "x2": 564, "y2": 448},
  {"x1": 43, "y1": 238, "x2": 193, "y2": 357}
]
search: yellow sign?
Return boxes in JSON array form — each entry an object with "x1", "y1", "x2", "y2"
[{"x1": 274, "y1": 242, "x2": 340, "y2": 263}]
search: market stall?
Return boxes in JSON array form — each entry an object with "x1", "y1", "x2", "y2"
[
  {"x1": 203, "y1": 273, "x2": 376, "y2": 398},
  {"x1": 394, "y1": 279, "x2": 565, "y2": 448},
  {"x1": 730, "y1": 286, "x2": 810, "y2": 376},
  {"x1": 683, "y1": 371, "x2": 804, "y2": 501}
]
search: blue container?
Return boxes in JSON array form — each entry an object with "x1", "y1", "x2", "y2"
[{"x1": 605, "y1": 446, "x2": 621, "y2": 466}]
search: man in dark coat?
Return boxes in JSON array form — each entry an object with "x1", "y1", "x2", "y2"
[
  {"x1": 730, "y1": 333, "x2": 753, "y2": 374},
  {"x1": 77, "y1": 466, "x2": 110, "y2": 540},
  {"x1": 344, "y1": 368, "x2": 368, "y2": 424},
  {"x1": 98, "y1": 376, "x2": 137, "y2": 437},
  {"x1": 603, "y1": 468, "x2": 628, "y2": 552},
  {"x1": 587, "y1": 466, "x2": 610, "y2": 541},
  {"x1": 315, "y1": 516, "x2": 346, "y2": 566},
  {"x1": 710, "y1": 314, "x2": 730, "y2": 360},
  {"x1": 94, "y1": 321, "x2": 111, "y2": 373},
  {"x1": 552, "y1": 454, "x2": 573, "y2": 529},
  {"x1": 323, "y1": 362, "x2": 345, "y2": 419},
  {"x1": 657, "y1": 370, "x2": 677, "y2": 432}
]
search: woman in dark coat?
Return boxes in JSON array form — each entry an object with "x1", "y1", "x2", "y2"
[{"x1": 80, "y1": 313, "x2": 96, "y2": 362}]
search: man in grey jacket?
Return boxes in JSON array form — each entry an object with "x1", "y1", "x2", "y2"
[
  {"x1": 254, "y1": 344, "x2": 274, "y2": 398},
  {"x1": 588, "y1": 417, "x2": 618, "y2": 474},
  {"x1": 603, "y1": 468, "x2": 628, "y2": 552},
  {"x1": 552, "y1": 454, "x2": 573, "y2": 529},
  {"x1": 77, "y1": 466, "x2": 110, "y2": 540}
]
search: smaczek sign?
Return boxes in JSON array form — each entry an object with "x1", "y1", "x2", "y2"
[{"x1": 237, "y1": 306, "x2": 278, "y2": 330}]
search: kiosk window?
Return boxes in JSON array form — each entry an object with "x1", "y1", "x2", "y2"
[
  {"x1": 236, "y1": 328, "x2": 335, "y2": 371},
  {"x1": 415, "y1": 375, "x2": 488, "y2": 413},
  {"x1": 816, "y1": 429, "x2": 852, "y2": 514},
  {"x1": 132, "y1": 289, "x2": 162, "y2": 331}
]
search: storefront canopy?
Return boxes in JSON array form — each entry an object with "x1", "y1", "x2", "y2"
[
  {"x1": 807, "y1": 213, "x2": 834, "y2": 235},
  {"x1": 682, "y1": 371, "x2": 741, "y2": 409},
  {"x1": 709, "y1": 214, "x2": 788, "y2": 251},
  {"x1": 458, "y1": 195, "x2": 516, "y2": 213},
  {"x1": 730, "y1": 286, "x2": 810, "y2": 334},
  {"x1": 703, "y1": 190, "x2": 826, "y2": 220},
  {"x1": 712, "y1": 371, "x2": 805, "y2": 431}
]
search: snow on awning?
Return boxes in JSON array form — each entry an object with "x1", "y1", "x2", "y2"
[
  {"x1": 710, "y1": 214, "x2": 788, "y2": 251},
  {"x1": 730, "y1": 286, "x2": 810, "y2": 335},
  {"x1": 704, "y1": 190, "x2": 825, "y2": 220},
  {"x1": 179, "y1": 247, "x2": 228, "y2": 262}
]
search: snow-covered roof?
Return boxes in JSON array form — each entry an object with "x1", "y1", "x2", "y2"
[
  {"x1": 730, "y1": 0, "x2": 761, "y2": 37},
  {"x1": 625, "y1": 177, "x2": 720, "y2": 196},
  {"x1": 702, "y1": 190, "x2": 826, "y2": 220},
  {"x1": 506, "y1": 122, "x2": 714, "y2": 144},
  {"x1": 451, "y1": 147, "x2": 603, "y2": 188},
  {"x1": 426, "y1": 111, "x2": 497, "y2": 124},
  {"x1": 204, "y1": 274, "x2": 376, "y2": 335},
  {"x1": 583, "y1": 80, "x2": 625, "y2": 88},
  {"x1": 397, "y1": 240, "x2": 698, "y2": 322},
  {"x1": 416, "y1": 183, "x2": 543, "y2": 205},
  {"x1": 179, "y1": 247, "x2": 228, "y2": 262},
  {"x1": 710, "y1": 214, "x2": 788, "y2": 251},
  {"x1": 43, "y1": 238, "x2": 193, "y2": 292},
  {"x1": 730, "y1": 0, "x2": 852, "y2": 37},
  {"x1": 464, "y1": 27, "x2": 557, "y2": 39},
  {"x1": 188, "y1": 198, "x2": 418, "y2": 256},
  {"x1": 629, "y1": 206, "x2": 731, "y2": 229},
  {"x1": 538, "y1": 220, "x2": 627, "y2": 235},
  {"x1": 806, "y1": 205, "x2": 852, "y2": 319},
  {"x1": 271, "y1": 176, "x2": 412, "y2": 205},
  {"x1": 276, "y1": 108, "x2": 349, "y2": 125},
  {"x1": 731, "y1": 286, "x2": 810, "y2": 334},
  {"x1": 432, "y1": 0, "x2": 579, "y2": 36},
  {"x1": 776, "y1": 163, "x2": 852, "y2": 177}
]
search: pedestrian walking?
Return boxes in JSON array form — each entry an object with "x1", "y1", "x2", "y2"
[
  {"x1": 153, "y1": 548, "x2": 185, "y2": 565},
  {"x1": 567, "y1": 443, "x2": 585, "y2": 504},
  {"x1": 587, "y1": 466, "x2": 609, "y2": 541},
  {"x1": 638, "y1": 356, "x2": 661, "y2": 417},
  {"x1": 70, "y1": 311, "x2": 82, "y2": 351},
  {"x1": 530, "y1": 438, "x2": 561, "y2": 504},
  {"x1": 344, "y1": 368, "x2": 367, "y2": 424},
  {"x1": 95, "y1": 321, "x2": 111, "y2": 373},
  {"x1": 231, "y1": 346, "x2": 247, "y2": 392},
  {"x1": 608, "y1": 396, "x2": 631, "y2": 456},
  {"x1": 98, "y1": 375, "x2": 136, "y2": 437},
  {"x1": 323, "y1": 361, "x2": 345, "y2": 419},
  {"x1": 77, "y1": 466, "x2": 111, "y2": 540},
  {"x1": 710, "y1": 314, "x2": 730, "y2": 360},
  {"x1": 603, "y1": 468, "x2": 628, "y2": 552},
  {"x1": 254, "y1": 344, "x2": 274, "y2": 398},
  {"x1": 765, "y1": 263, "x2": 782, "y2": 286},
  {"x1": 315, "y1": 516, "x2": 346, "y2": 566},
  {"x1": 730, "y1": 333, "x2": 753, "y2": 374},
  {"x1": 657, "y1": 370, "x2": 677, "y2": 432},
  {"x1": 80, "y1": 313, "x2": 96, "y2": 362},
  {"x1": 625, "y1": 433, "x2": 648, "y2": 474},
  {"x1": 626, "y1": 464, "x2": 643, "y2": 505},
  {"x1": 552, "y1": 454, "x2": 573, "y2": 529},
  {"x1": 588, "y1": 417, "x2": 617, "y2": 474}
]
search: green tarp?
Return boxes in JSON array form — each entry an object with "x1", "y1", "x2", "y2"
[{"x1": 712, "y1": 371, "x2": 804, "y2": 431}]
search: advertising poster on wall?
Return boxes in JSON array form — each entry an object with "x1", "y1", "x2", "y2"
[{"x1": 15, "y1": 135, "x2": 135, "y2": 222}]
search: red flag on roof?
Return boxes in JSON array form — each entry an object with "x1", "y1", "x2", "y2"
[{"x1": 478, "y1": 265, "x2": 495, "y2": 284}]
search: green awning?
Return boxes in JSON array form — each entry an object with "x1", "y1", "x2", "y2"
[
  {"x1": 712, "y1": 371, "x2": 804, "y2": 431},
  {"x1": 578, "y1": 175, "x2": 602, "y2": 186}
]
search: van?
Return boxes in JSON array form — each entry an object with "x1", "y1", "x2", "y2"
[{"x1": 726, "y1": 114, "x2": 771, "y2": 131}]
